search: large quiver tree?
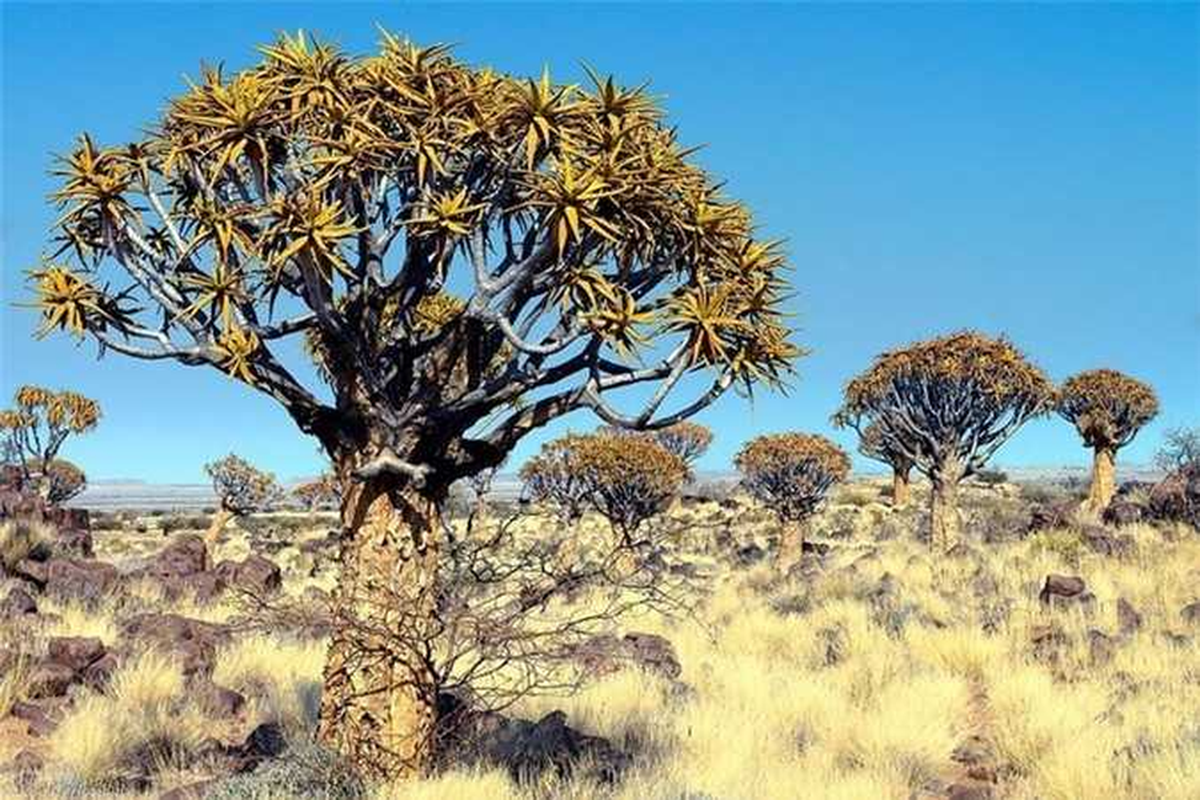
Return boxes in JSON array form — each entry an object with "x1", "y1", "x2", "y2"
[
  {"x1": 1057, "y1": 369, "x2": 1158, "y2": 511},
  {"x1": 834, "y1": 332, "x2": 1053, "y2": 552},
  {"x1": 734, "y1": 432, "x2": 849, "y2": 573},
  {"x1": 29, "y1": 31, "x2": 798, "y2": 780}
]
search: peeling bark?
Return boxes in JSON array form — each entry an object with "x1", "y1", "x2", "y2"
[
  {"x1": 892, "y1": 466, "x2": 911, "y2": 509},
  {"x1": 318, "y1": 476, "x2": 442, "y2": 781},
  {"x1": 203, "y1": 508, "x2": 234, "y2": 549},
  {"x1": 929, "y1": 461, "x2": 963, "y2": 553},
  {"x1": 776, "y1": 518, "x2": 807, "y2": 574},
  {"x1": 1087, "y1": 446, "x2": 1117, "y2": 512}
]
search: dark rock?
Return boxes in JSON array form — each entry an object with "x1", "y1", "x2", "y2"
[
  {"x1": 1102, "y1": 501, "x2": 1143, "y2": 527},
  {"x1": 734, "y1": 543, "x2": 765, "y2": 566},
  {"x1": 1038, "y1": 574, "x2": 1085, "y2": 603},
  {"x1": 82, "y1": 651, "x2": 121, "y2": 692},
  {"x1": 1026, "y1": 501, "x2": 1079, "y2": 534},
  {"x1": 10, "y1": 698, "x2": 66, "y2": 736},
  {"x1": 951, "y1": 735, "x2": 994, "y2": 767},
  {"x1": 11, "y1": 558, "x2": 49, "y2": 588},
  {"x1": 212, "y1": 554, "x2": 282, "y2": 597},
  {"x1": 148, "y1": 534, "x2": 209, "y2": 579},
  {"x1": 1147, "y1": 462, "x2": 1200, "y2": 528},
  {"x1": 242, "y1": 721, "x2": 287, "y2": 761},
  {"x1": 1116, "y1": 598, "x2": 1143, "y2": 635},
  {"x1": 1, "y1": 586, "x2": 38, "y2": 616},
  {"x1": 54, "y1": 527, "x2": 94, "y2": 559},
  {"x1": 200, "y1": 683, "x2": 246, "y2": 719},
  {"x1": 1088, "y1": 629, "x2": 1116, "y2": 666},
  {"x1": 572, "y1": 632, "x2": 681, "y2": 681},
  {"x1": 119, "y1": 613, "x2": 231, "y2": 681},
  {"x1": 45, "y1": 558, "x2": 119, "y2": 605},
  {"x1": 46, "y1": 636, "x2": 107, "y2": 672},
  {"x1": 25, "y1": 661, "x2": 78, "y2": 699},
  {"x1": 1181, "y1": 601, "x2": 1200, "y2": 626},
  {"x1": 947, "y1": 784, "x2": 994, "y2": 800},
  {"x1": 1078, "y1": 525, "x2": 1134, "y2": 558}
]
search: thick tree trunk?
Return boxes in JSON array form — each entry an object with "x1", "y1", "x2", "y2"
[
  {"x1": 929, "y1": 464, "x2": 962, "y2": 553},
  {"x1": 1087, "y1": 446, "x2": 1116, "y2": 513},
  {"x1": 776, "y1": 518, "x2": 807, "y2": 574},
  {"x1": 203, "y1": 508, "x2": 234, "y2": 549},
  {"x1": 318, "y1": 476, "x2": 442, "y2": 781},
  {"x1": 892, "y1": 466, "x2": 911, "y2": 509}
]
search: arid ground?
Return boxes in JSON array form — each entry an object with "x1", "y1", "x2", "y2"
[{"x1": 1, "y1": 476, "x2": 1197, "y2": 800}]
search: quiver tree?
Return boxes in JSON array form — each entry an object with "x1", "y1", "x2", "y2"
[
  {"x1": 519, "y1": 434, "x2": 593, "y2": 527},
  {"x1": 203, "y1": 453, "x2": 283, "y2": 545},
  {"x1": 601, "y1": 420, "x2": 713, "y2": 475},
  {"x1": 573, "y1": 432, "x2": 687, "y2": 546},
  {"x1": 293, "y1": 472, "x2": 342, "y2": 512},
  {"x1": 855, "y1": 419, "x2": 914, "y2": 508},
  {"x1": 1058, "y1": 369, "x2": 1158, "y2": 511},
  {"x1": 734, "y1": 433, "x2": 849, "y2": 573},
  {"x1": 0, "y1": 385, "x2": 99, "y2": 503},
  {"x1": 834, "y1": 332, "x2": 1053, "y2": 552},
  {"x1": 29, "y1": 31, "x2": 797, "y2": 779}
]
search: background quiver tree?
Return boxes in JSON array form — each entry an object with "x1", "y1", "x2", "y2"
[
  {"x1": 1153, "y1": 427, "x2": 1200, "y2": 474},
  {"x1": 293, "y1": 472, "x2": 342, "y2": 512},
  {"x1": 1057, "y1": 369, "x2": 1158, "y2": 512},
  {"x1": 28, "y1": 30, "x2": 799, "y2": 779},
  {"x1": 854, "y1": 419, "x2": 914, "y2": 508},
  {"x1": 601, "y1": 420, "x2": 713, "y2": 476},
  {"x1": 834, "y1": 332, "x2": 1054, "y2": 553},
  {"x1": 572, "y1": 432, "x2": 687, "y2": 547},
  {"x1": 519, "y1": 434, "x2": 593, "y2": 528},
  {"x1": 203, "y1": 453, "x2": 283, "y2": 545},
  {"x1": 0, "y1": 386, "x2": 99, "y2": 505},
  {"x1": 734, "y1": 433, "x2": 849, "y2": 574}
]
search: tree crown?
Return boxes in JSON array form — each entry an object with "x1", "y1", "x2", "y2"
[
  {"x1": 1057, "y1": 369, "x2": 1157, "y2": 450},
  {"x1": 31, "y1": 30, "x2": 798, "y2": 486},
  {"x1": 834, "y1": 331, "x2": 1053, "y2": 477},
  {"x1": 204, "y1": 453, "x2": 282, "y2": 515},
  {"x1": 734, "y1": 432, "x2": 850, "y2": 521}
]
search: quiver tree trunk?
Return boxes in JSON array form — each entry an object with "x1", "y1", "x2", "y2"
[
  {"x1": 929, "y1": 462, "x2": 963, "y2": 553},
  {"x1": 318, "y1": 475, "x2": 443, "y2": 781},
  {"x1": 775, "y1": 518, "x2": 808, "y2": 574},
  {"x1": 1087, "y1": 446, "x2": 1117, "y2": 513},
  {"x1": 203, "y1": 507, "x2": 234, "y2": 549},
  {"x1": 892, "y1": 465, "x2": 912, "y2": 509}
]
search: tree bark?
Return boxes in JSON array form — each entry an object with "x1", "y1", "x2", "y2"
[
  {"x1": 892, "y1": 465, "x2": 911, "y2": 509},
  {"x1": 318, "y1": 476, "x2": 442, "y2": 781},
  {"x1": 776, "y1": 518, "x2": 807, "y2": 574},
  {"x1": 1086, "y1": 446, "x2": 1116, "y2": 512},
  {"x1": 929, "y1": 465, "x2": 962, "y2": 553}
]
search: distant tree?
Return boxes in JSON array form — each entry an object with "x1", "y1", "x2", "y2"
[
  {"x1": 27, "y1": 31, "x2": 798, "y2": 778},
  {"x1": 834, "y1": 332, "x2": 1054, "y2": 552},
  {"x1": 1057, "y1": 369, "x2": 1158, "y2": 511},
  {"x1": 735, "y1": 432, "x2": 849, "y2": 573},
  {"x1": 293, "y1": 472, "x2": 341, "y2": 512},
  {"x1": 0, "y1": 385, "x2": 99, "y2": 504},
  {"x1": 204, "y1": 453, "x2": 282, "y2": 545},
  {"x1": 519, "y1": 434, "x2": 593, "y2": 527},
  {"x1": 854, "y1": 419, "x2": 914, "y2": 508},
  {"x1": 1154, "y1": 426, "x2": 1200, "y2": 473},
  {"x1": 573, "y1": 432, "x2": 687, "y2": 545},
  {"x1": 602, "y1": 421, "x2": 713, "y2": 473}
]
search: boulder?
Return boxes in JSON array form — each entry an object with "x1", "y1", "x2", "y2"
[
  {"x1": 1, "y1": 586, "x2": 38, "y2": 616},
  {"x1": 46, "y1": 636, "x2": 107, "y2": 672},
  {"x1": 1038, "y1": 574, "x2": 1085, "y2": 602},
  {"x1": 1116, "y1": 598, "x2": 1143, "y2": 635},
  {"x1": 1102, "y1": 501, "x2": 1143, "y2": 527},
  {"x1": 82, "y1": 651, "x2": 120, "y2": 692},
  {"x1": 1148, "y1": 462, "x2": 1200, "y2": 528},
  {"x1": 148, "y1": 534, "x2": 209, "y2": 580},
  {"x1": 1078, "y1": 525, "x2": 1134, "y2": 558},
  {"x1": 120, "y1": 613, "x2": 231, "y2": 681},
  {"x1": 212, "y1": 554, "x2": 282, "y2": 597},
  {"x1": 25, "y1": 660, "x2": 78, "y2": 699},
  {"x1": 10, "y1": 698, "x2": 67, "y2": 737},
  {"x1": 44, "y1": 558, "x2": 119, "y2": 605},
  {"x1": 1026, "y1": 501, "x2": 1079, "y2": 534}
]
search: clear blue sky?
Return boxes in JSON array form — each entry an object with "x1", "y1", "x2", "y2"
[{"x1": 2, "y1": 3, "x2": 1197, "y2": 483}]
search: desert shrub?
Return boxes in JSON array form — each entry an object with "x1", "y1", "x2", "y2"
[
  {"x1": 206, "y1": 454, "x2": 283, "y2": 515},
  {"x1": 973, "y1": 469, "x2": 1008, "y2": 487},
  {"x1": 573, "y1": 433, "x2": 688, "y2": 543},
  {"x1": 0, "y1": 518, "x2": 55, "y2": 570},
  {"x1": 206, "y1": 739, "x2": 365, "y2": 800},
  {"x1": 1154, "y1": 426, "x2": 1200, "y2": 473}
]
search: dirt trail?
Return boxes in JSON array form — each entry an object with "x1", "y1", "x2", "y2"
[{"x1": 939, "y1": 677, "x2": 1003, "y2": 800}]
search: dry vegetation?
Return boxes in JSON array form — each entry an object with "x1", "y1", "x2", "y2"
[{"x1": 2, "y1": 476, "x2": 1197, "y2": 800}]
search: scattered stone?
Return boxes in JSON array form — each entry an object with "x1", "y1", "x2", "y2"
[
  {"x1": 1102, "y1": 501, "x2": 1143, "y2": 527},
  {"x1": 10, "y1": 749, "x2": 44, "y2": 789},
  {"x1": 947, "y1": 783, "x2": 994, "y2": 800},
  {"x1": 25, "y1": 660, "x2": 78, "y2": 699},
  {"x1": 149, "y1": 534, "x2": 209, "y2": 579},
  {"x1": 734, "y1": 543, "x2": 765, "y2": 566},
  {"x1": 573, "y1": 632, "x2": 681, "y2": 681},
  {"x1": 1, "y1": 586, "x2": 38, "y2": 616},
  {"x1": 10, "y1": 698, "x2": 66, "y2": 737},
  {"x1": 1116, "y1": 598, "x2": 1143, "y2": 635},
  {"x1": 241, "y1": 721, "x2": 288, "y2": 762},
  {"x1": 44, "y1": 558, "x2": 120, "y2": 605},
  {"x1": 82, "y1": 651, "x2": 121, "y2": 692},
  {"x1": 46, "y1": 636, "x2": 106, "y2": 673},
  {"x1": 1078, "y1": 525, "x2": 1134, "y2": 558},
  {"x1": 1147, "y1": 462, "x2": 1200, "y2": 528},
  {"x1": 213, "y1": 554, "x2": 283, "y2": 597},
  {"x1": 1038, "y1": 574, "x2": 1091, "y2": 611},
  {"x1": 120, "y1": 613, "x2": 231, "y2": 681},
  {"x1": 1026, "y1": 501, "x2": 1079, "y2": 534},
  {"x1": 200, "y1": 683, "x2": 247, "y2": 719}
]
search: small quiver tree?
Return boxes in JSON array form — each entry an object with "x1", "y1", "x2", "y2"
[
  {"x1": 1057, "y1": 369, "x2": 1158, "y2": 512},
  {"x1": 573, "y1": 432, "x2": 687, "y2": 547},
  {"x1": 855, "y1": 419, "x2": 914, "y2": 508},
  {"x1": 203, "y1": 453, "x2": 283, "y2": 546},
  {"x1": 519, "y1": 434, "x2": 593, "y2": 528},
  {"x1": 0, "y1": 386, "x2": 99, "y2": 504},
  {"x1": 834, "y1": 332, "x2": 1054, "y2": 553},
  {"x1": 735, "y1": 433, "x2": 849, "y2": 574},
  {"x1": 293, "y1": 472, "x2": 342, "y2": 512},
  {"x1": 28, "y1": 31, "x2": 798, "y2": 779}
]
